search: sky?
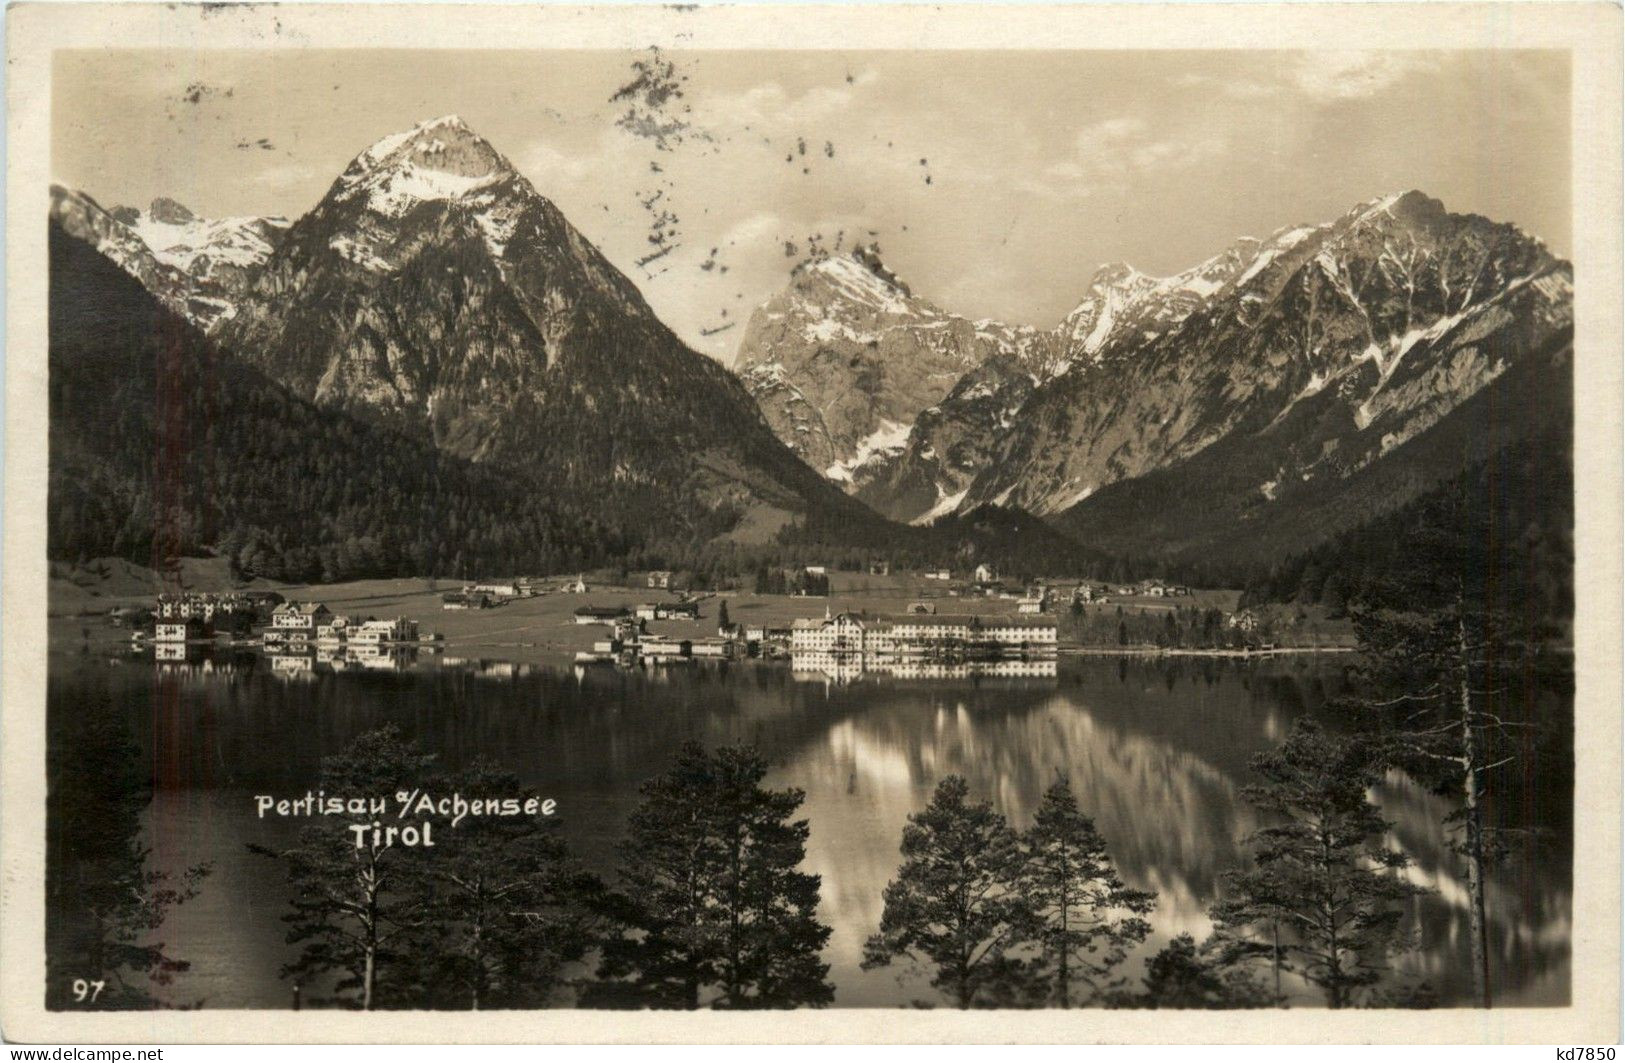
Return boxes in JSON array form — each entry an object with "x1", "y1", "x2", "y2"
[{"x1": 54, "y1": 48, "x2": 1570, "y2": 361}]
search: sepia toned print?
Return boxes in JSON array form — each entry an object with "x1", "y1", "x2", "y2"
[{"x1": 4, "y1": 1, "x2": 1620, "y2": 1045}]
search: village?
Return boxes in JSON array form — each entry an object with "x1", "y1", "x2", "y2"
[{"x1": 82, "y1": 558, "x2": 1336, "y2": 673}]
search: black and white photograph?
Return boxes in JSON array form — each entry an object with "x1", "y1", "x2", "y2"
[{"x1": 4, "y1": 1, "x2": 1620, "y2": 1044}]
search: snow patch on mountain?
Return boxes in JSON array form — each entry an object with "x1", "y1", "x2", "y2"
[
  {"x1": 805, "y1": 317, "x2": 881, "y2": 344},
  {"x1": 1236, "y1": 226, "x2": 1318, "y2": 287},
  {"x1": 329, "y1": 236, "x2": 393, "y2": 272},
  {"x1": 128, "y1": 212, "x2": 290, "y2": 274},
  {"x1": 800, "y1": 252, "x2": 910, "y2": 314},
  {"x1": 334, "y1": 114, "x2": 516, "y2": 222},
  {"x1": 824, "y1": 419, "x2": 913, "y2": 483},
  {"x1": 911, "y1": 486, "x2": 969, "y2": 525}
]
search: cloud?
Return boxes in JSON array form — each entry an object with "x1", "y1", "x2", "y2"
[
  {"x1": 252, "y1": 161, "x2": 320, "y2": 188},
  {"x1": 1288, "y1": 52, "x2": 1442, "y2": 101},
  {"x1": 699, "y1": 70, "x2": 878, "y2": 133},
  {"x1": 1021, "y1": 116, "x2": 1225, "y2": 201},
  {"x1": 1171, "y1": 53, "x2": 1443, "y2": 103},
  {"x1": 1170, "y1": 72, "x2": 1276, "y2": 100}
]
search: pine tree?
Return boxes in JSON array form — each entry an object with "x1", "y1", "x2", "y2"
[
  {"x1": 1337, "y1": 484, "x2": 1555, "y2": 1009},
  {"x1": 1132, "y1": 933, "x2": 1278, "y2": 1009},
  {"x1": 862, "y1": 776, "x2": 1035, "y2": 1008},
  {"x1": 718, "y1": 598, "x2": 731, "y2": 630},
  {"x1": 412, "y1": 760, "x2": 606, "y2": 1009},
  {"x1": 1018, "y1": 779, "x2": 1156, "y2": 1006},
  {"x1": 251, "y1": 726, "x2": 437, "y2": 1010},
  {"x1": 591, "y1": 742, "x2": 833, "y2": 1008},
  {"x1": 1210, "y1": 720, "x2": 1428, "y2": 1008},
  {"x1": 1320, "y1": 571, "x2": 1350, "y2": 619}
]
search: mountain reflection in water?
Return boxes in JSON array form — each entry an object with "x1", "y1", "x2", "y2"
[{"x1": 48, "y1": 649, "x2": 1570, "y2": 1008}]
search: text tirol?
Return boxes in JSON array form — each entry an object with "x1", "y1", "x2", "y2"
[{"x1": 349, "y1": 820, "x2": 436, "y2": 849}]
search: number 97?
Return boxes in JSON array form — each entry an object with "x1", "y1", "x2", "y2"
[{"x1": 71, "y1": 978, "x2": 105, "y2": 1003}]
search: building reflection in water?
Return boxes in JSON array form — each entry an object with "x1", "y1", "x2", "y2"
[
  {"x1": 790, "y1": 651, "x2": 1058, "y2": 684},
  {"x1": 154, "y1": 644, "x2": 429, "y2": 680}
]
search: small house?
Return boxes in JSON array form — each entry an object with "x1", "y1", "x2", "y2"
[
  {"x1": 974, "y1": 563, "x2": 999, "y2": 583},
  {"x1": 154, "y1": 618, "x2": 205, "y2": 643},
  {"x1": 635, "y1": 601, "x2": 699, "y2": 621},
  {"x1": 574, "y1": 606, "x2": 629, "y2": 626},
  {"x1": 349, "y1": 617, "x2": 419, "y2": 645},
  {"x1": 271, "y1": 601, "x2": 332, "y2": 634},
  {"x1": 316, "y1": 615, "x2": 355, "y2": 643},
  {"x1": 647, "y1": 570, "x2": 673, "y2": 589},
  {"x1": 1017, "y1": 597, "x2": 1048, "y2": 615}
]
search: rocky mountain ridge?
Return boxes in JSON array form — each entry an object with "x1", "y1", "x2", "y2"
[
  {"x1": 203, "y1": 115, "x2": 871, "y2": 540},
  {"x1": 49, "y1": 184, "x2": 287, "y2": 330},
  {"x1": 737, "y1": 192, "x2": 1571, "y2": 533},
  {"x1": 734, "y1": 246, "x2": 1064, "y2": 493},
  {"x1": 967, "y1": 191, "x2": 1569, "y2": 517}
]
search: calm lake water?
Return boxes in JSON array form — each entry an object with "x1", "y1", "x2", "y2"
[{"x1": 48, "y1": 647, "x2": 1572, "y2": 1008}]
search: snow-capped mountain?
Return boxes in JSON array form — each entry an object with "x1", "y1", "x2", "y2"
[
  {"x1": 850, "y1": 355, "x2": 1041, "y2": 523},
  {"x1": 1057, "y1": 238, "x2": 1261, "y2": 360},
  {"x1": 964, "y1": 191, "x2": 1569, "y2": 520},
  {"x1": 48, "y1": 185, "x2": 287, "y2": 329},
  {"x1": 50, "y1": 185, "x2": 193, "y2": 317},
  {"x1": 736, "y1": 191, "x2": 1571, "y2": 545},
  {"x1": 858, "y1": 239, "x2": 1271, "y2": 522},
  {"x1": 734, "y1": 244, "x2": 1062, "y2": 503},
  {"x1": 211, "y1": 115, "x2": 867, "y2": 534}
]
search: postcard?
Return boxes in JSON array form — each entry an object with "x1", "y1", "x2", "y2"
[{"x1": 3, "y1": 1, "x2": 1619, "y2": 1044}]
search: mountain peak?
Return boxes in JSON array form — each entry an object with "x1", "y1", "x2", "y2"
[
  {"x1": 1348, "y1": 188, "x2": 1438, "y2": 222},
  {"x1": 336, "y1": 115, "x2": 517, "y2": 213},
  {"x1": 148, "y1": 197, "x2": 195, "y2": 225},
  {"x1": 797, "y1": 245, "x2": 915, "y2": 304},
  {"x1": 1087, "y1": 262, "x2": 1148, "y2": 288}
]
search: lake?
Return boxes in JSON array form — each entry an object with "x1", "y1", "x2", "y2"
[{"x1": 46, "y1": 646, "x2": 1572, "y2": 1009}]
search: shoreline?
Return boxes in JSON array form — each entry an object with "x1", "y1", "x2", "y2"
[{"x1": 1061, "y1": 645, "x2": 1359, "y2": 658}]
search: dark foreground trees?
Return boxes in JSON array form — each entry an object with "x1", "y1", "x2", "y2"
[
  {"x1": 1210, "y1": 720, "x2": 1429, "y2": 1009},
  {"x1": 411, "y1": 760, "x2": 605, "y2": 1009},
  {"x1": 861, "y1": 776, "x2": 1034, "y2": 1008},
  {"x1": 47, "y1": 692, "x2": 210, "y2": 1008},
  {"x1": 252, "y1": 727, "x2": 438, "y2": 1010},
  {"x1": 863, "y1": 776, "x2": 1154, "y2": 1008},
  {"x1": 1334, "y1": 485, "x2": 1561, "y2": 1010},
  {"x1": 590, "y1": 742, "x2": 834, "y2": 1008},
  {"x1": 1132, "y1": 933, "x2": 1277, "y2": 1009},
  {"x1": 1020, "y1": 780, "x2": 1156, "y2": 1006},
  {"x1": 254, "y1": 727, "x2": 602, "y2": 1010}
]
